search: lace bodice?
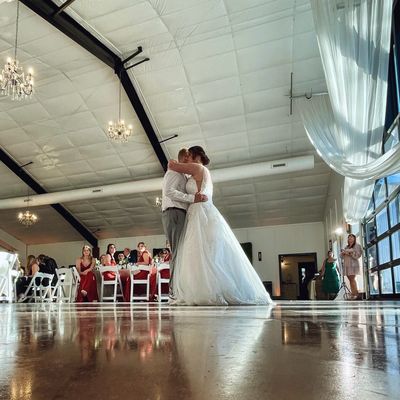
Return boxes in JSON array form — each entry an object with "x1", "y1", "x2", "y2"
[{"x1": 186, "y1": 167, "x2": 213, "y2": 202}]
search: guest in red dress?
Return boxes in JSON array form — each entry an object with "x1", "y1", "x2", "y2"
[
  {"x1": 124, "y1": 242, "x2": 157, "y2": 301},
  {"x1": 106, "y1": 243, "x2": 117, "y2": 265},
  {"x1": 150, "y1": 248, "x2": 171, "y2": 300},
  {"x1": 76, "y1": 245, "x2": 98, "y2": 302}
]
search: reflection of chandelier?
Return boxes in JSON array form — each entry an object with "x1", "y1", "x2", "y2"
[
  {"x1": 107, "y1": 77, "x2": 132, "y2": 142},
  {"x1": 17, "y1": 210, "x2": 38, "y2": 226},
  {"x1": 0, "y1": 1, "x2": 34, "y2": 100}
]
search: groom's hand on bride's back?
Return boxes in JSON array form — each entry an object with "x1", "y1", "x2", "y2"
[{"x1": 194, "y1": 192, "x2": 208, "y2": 203}]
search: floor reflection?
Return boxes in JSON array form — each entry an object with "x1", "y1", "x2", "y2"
[{"x1": 0, "y1": 302, "x2": 399, "y2": 400}]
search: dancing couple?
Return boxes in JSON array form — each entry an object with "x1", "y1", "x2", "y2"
[{"x1": 161, "y1": 146, "x2": 272, "y2": 305}]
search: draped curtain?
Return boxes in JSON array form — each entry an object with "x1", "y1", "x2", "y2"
[{"x1": 299, "y1": 0, "x2": 396, "y2": 223}]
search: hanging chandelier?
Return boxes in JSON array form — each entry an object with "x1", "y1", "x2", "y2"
[
  {"x1": 0, "y1": 0, "x2": 34, "y2": 100},
  {"x1": 17, "y1": 210, "x2": 38, "y2": 226},
  {"x1": 17, "y1": 195, "x2": 38, "y2": 226},
  {"x1": 107, "y1": 77, "x2": 132, "y2": 142}
]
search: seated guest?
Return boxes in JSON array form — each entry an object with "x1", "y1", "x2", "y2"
[
  {"x1": 16, "y1": 255, "x2": 40, "y2": 298},
  {"x1": 117, "y1": 253, "x2": 126, "y2": 266},
  {"x1": 106, "y1": 243, "x2": 117, "y2": 265},
  {"x1": 161, "y1": 248, "x2": 171, "y2": 263},
  {"x1": 76, "y1": 245, "x2": 98, "y2": 302},
  {"x1": 124, "y1": 242, "x2": 157, "y2": 301}
]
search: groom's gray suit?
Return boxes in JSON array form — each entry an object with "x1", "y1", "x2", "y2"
[{"x1": 161, "y1": 170, "x2": 195, "y2": 298}]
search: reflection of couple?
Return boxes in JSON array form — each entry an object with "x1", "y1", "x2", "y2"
[{"x1": 162, "y1": 146, "x2": 272, "y2": 305}]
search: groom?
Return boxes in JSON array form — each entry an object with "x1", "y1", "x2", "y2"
[{"x1": 161, "y1": 148, "x2": 207, "y2": 298}]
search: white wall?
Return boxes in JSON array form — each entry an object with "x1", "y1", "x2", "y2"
[
  {"x1": 0, "y1": 227, "x2": 26, "y2": 265},
  {"x1": 27, "y1": 222, "x2": 326, "y2": 297},
  {"x1": 233, "y1": 222, "x2": 326, "y2": 296}
]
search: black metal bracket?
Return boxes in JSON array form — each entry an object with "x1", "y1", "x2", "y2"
[
  {"x1": 53, "y1": 0, "x2": 77, "y2": 16},
  {"x1": 159, "y1": 134, "x2": 178, "y2": 144}
]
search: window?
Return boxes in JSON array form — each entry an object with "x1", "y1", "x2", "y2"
[
  {"x1": 387, "y1": 173, "x2": 400, "y2": 196},
  {"x1": 367, "y1": 245, "x2": 377, "y2": 269},
  {"x1": 376, "y1": 207, "x2": 389, "y2": 236},
  {"x1": 366, "y1": 218, "x2": 377, "y2": 243},
  {"x1": 392, "y1": 231, "x2": 400, "y2": 260},
  {"x1": 380, "y1": 268, "x2": 393, "y2": 294},
  {"x1": 394, "y1": 266, "x2": 400, "y2": 294},
  {"x1": 373, "y1": 179, "x2": 387, "y2": 208},
  {"x1": 389, "y1": 194, "x2": 400, "y2": 227},
  {"x1": 378, "y1": 238, "x2": 391, "y2": 265},
  {"x1": 369, "y1": 271, "x2": 379, "y2": 295},
  {"x1": 384, "y1": 123, "x2": 399, "y2": 153}
]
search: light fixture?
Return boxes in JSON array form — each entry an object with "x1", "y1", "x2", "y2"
[
  {"x1": 17, "y1": 196, "x2": 38, "y2": 226},
  {"x1": 154, "y1": 196, "x2": 162, "y2": 208},
  {"x1": 17, "y1": 210, "x2": 38, "y2": 226},
  {"x1": 334, "y1": 227, "x2": 343, "y2": 236},
  {"x1": 0, "y1": 0, "x2": 34, "y2": 100},
  {"x1": 107, "y1": 75, "x2": 132, "y2": 142}
]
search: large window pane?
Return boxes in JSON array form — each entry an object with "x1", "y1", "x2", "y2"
[
  {"x1": 392, "y1": 231, "x2": 400, "y2": 260},
  {"x1": 374, "y1": 178, "x2": 387, "y2": 207},
  {"x1": 367, "y1": 245, "x2": 377, "y2": 269},
  {"x1": 366, "y1": 198, "x2": 374, "y2": 217},
  {"x1": 380, "y1": 268, "x2": 393, "y2": 294},
  {"x1": 366, "y1": 218, "x2": 377, "y2": 243},
  {"x1": 369, "y1": 271, "x2": 379, "y2": 295},
  {"x1": 394, "y1": 266, "x2": 400, "y2": 294},
  {"x1": 387, "y1": 173, "x2": 400, "y2": 195},
  {"x1": 376, "y1": 208, "x2": 389, "y2": 235},
  {"x1": 378, "y1": 238, "x2": 391, "y2": 264},
  {"x1": 389, "y1": 194, "x2": 400, "y2": 227}
]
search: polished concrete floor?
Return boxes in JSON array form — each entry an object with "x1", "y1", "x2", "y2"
[{"x1": 0, "y1": 301, "x2": 399, "y2": 400}]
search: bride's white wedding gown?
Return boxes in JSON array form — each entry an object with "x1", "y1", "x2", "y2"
[{"x1": 172, "y1": 167, "x2": 273, "y2": 305}]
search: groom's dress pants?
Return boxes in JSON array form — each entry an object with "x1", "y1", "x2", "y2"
[{"x1": 162, "y1": 207, "x2": 186, "y2": 297}]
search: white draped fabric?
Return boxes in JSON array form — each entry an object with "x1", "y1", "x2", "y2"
[{"x1": 300, "y1": 0, "x2": 396, "y2": 222}]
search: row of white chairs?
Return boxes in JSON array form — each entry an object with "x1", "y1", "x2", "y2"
[{"x1": 14, "y1": 264, "x2": 170, "y2": 303}]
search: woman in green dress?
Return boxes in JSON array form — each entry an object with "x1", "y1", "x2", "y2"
[{"x1": 320, "y1": 251, "x2": 340, "y2": 299}]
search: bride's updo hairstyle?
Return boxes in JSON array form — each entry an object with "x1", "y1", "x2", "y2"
[{"x1": 189, "y1": 146, "x2": 210, "y2": 166}]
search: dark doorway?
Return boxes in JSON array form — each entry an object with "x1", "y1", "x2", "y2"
[
  {"x1": 298, "y1": 262, "x2": 317, "y2": 300},
  {"x1": 279, "y1": 253, "x2": 318, "y2": 300}
]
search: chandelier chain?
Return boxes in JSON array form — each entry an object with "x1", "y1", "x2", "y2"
[{"x1": 14, "y1": 0, "x2": 19, "y2": 60}]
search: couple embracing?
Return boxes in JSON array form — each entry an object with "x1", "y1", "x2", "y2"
[{"x1": 161, "y1": 146, "x2": 272, "y2": 306}]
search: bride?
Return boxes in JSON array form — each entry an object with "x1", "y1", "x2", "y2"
[{"x1": 168, "y1": 146, "x2": 273, "y2": 306}]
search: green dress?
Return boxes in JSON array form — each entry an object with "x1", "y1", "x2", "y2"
[{"x1": 322, "y1": 260, "x2": 340, "y2": 294}]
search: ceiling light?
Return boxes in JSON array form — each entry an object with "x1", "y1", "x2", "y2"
[
  {"x1": 107, "y1": 76, "x2": 132, "y2": 142},
  {"x1": 0, "y1": 1, "x2": 34, "y2": 100},
  {"x1": 18, "y1": 210, "x2": 38, "y2": 226}
]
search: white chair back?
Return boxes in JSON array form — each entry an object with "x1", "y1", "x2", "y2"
[
  {"x1": 54, "y1": 268, "x2": 73, "y2": 302},
  {"x1": 130, "y1": 265, "x2": 152, "y2": 302},
  {"x1": 99, "y1": 266, "x2": 124, "y2": 302},
  {"x1": 157, "y1": 264, "x2": 170, "y2": 302}
]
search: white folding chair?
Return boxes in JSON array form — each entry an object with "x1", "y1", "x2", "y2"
[
  {"x1": 0, "y1": 268, "x2": 20, "y2": 303},
  {"x1": 71, "y1": 266, "x2": 80, "y2": 302},
  {"x1": 157, "y1": 264, "x2": 170, "y2": 302},
  {"x1": 18, "y1": 272, "x2": 54, "y2": 303},
  {"x1": 34, "y1": 272, "x2": 55, "y2": 303},
  {"x1": 11, "y1": 270, "x2": 21, "y2": 303},
  {"x1": 54, "y1": 268, "x2": 74, "y2": 302},
  {"x1": 129, "y1": 265, "x2": 151, "y2": 302},
  {"x1": 99, "y1": 266, "x2": 124, "y2": 302}
]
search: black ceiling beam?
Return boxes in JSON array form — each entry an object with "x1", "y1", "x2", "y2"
[
  {"x1": 0, "y1": 148, "x2": 98, "y2": 247},
  {"x1": 20, "y1": 0, "x2": 169, "y2": 171}
]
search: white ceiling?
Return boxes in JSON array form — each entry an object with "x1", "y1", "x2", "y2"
[{"x1": 0, "y1": 0, "x2": 332, "y2": 245}]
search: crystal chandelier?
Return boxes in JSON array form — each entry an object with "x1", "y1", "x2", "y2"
[
  {"x1": 107, "y1": 78, "x2": 132, "y2": 142},
  {"x1": 0, "y1": 0, "x2": 34, "y2": 100},
  {"x1": 18, "y1": 210, "x2": 38, "y2": 226},
  {"x1": 17, "y1": 195, "x2": 38, "y2": 226}
]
